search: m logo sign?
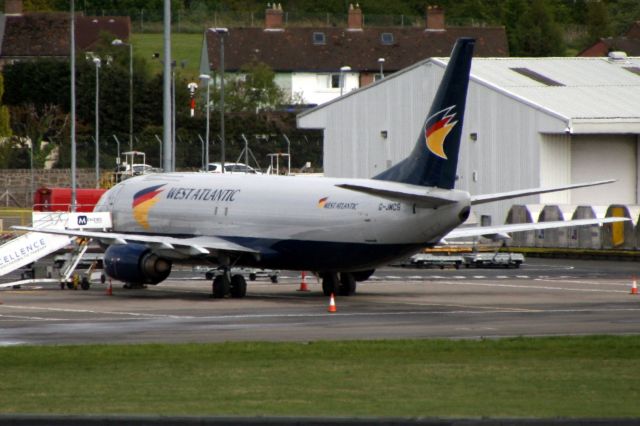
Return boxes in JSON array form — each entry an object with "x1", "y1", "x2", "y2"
[{"x1": 77, "y1": 216, "x2": 88, "y2": 226}]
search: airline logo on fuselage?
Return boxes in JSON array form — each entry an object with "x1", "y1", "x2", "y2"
[
  {"x1": 425, "y1": 105, "x2": 458, "y2": 160},
  {"x1": 132, "y1": 185, "x2": 241, "y2": 229},
  {"x1": 132, "y1": 184, "x2": 165, "y2": 229},
  {"x1": 317, "y1": 197, "x2": 358, "y2": 210}
]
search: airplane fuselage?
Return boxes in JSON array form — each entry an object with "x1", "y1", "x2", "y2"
[{"x1": 95, "y1": 173, "x2": 471, "y2": 272}]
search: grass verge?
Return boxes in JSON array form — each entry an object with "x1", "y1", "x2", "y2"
[
  {"x1": 1, "y1": 336, "x2": 639, "y2": 417},
  {"x1": 132, "y1": 33, "x2": 203, "y2": 78}
]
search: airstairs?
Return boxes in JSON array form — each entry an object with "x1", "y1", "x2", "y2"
[{"x1": 0, "y1": 211, "x2": 111, "y2": 288}]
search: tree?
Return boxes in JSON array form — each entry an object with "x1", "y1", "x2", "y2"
[
  {"x1": 510, "y1": 0, "x2": 565, "y2": 56},
  {"x1": 223, "y1": 62, "x2": 286, "y2": 113},
  {"x1": 0, "y1": 73, "x2": 11, "y2": 137},
  {"x1": 10, "y1": 104, "x2": 68, "y2": 168},
  {"x1": 586, "y1": 0, "x2": 610, "y2": 44}
]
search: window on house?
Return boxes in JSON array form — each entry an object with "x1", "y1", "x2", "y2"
[
  {"x1": 312, "y1": 32, "x2": 326, "y2": 45},
  {"x1": 330, "y1": 73, "x2": 341, "y2": 88},
  {"x1": 381, "y1": 32, "x2": 394, "y2": 45},
  {"x1": 316, "y1": 73, "x2": 342, "y2": 89}
]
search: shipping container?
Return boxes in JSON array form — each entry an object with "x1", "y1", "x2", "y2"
[{"x1": 33, "y1": 187, "x2": 106, "y2": 212}]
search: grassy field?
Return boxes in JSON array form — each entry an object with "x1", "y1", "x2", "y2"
[
  {"x1": 132, "y1": 33, "x2": 203, "y2": 79},
  {"x1": 1, "y1": 336, "x2": 640, "y2": 418}
]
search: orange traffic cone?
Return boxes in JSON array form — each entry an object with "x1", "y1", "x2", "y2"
[
  {"x1": 328, "y1": 293, "x2": 337, "y2": 313},
  {"x1": 632, "y1": 278, "x2": 638, "y2": 295},
  {"x1": 297, "y1": 271, "x2": 310, "y2": 292},
  {"x1": 106, "y1": 280, "x2": 113, "y2": 296}
]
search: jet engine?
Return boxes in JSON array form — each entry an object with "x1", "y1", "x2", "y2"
[{"x1": 104, "y1": 243, "x2": 172, "y2": 285}]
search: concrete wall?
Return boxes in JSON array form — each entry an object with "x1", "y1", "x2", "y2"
[{"x1": 0, "y1": 169, "x2": 97, "y2": 208}]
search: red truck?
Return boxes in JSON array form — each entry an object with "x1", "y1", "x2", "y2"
[{"x1": 33, "y1": 187, "x2": 106, "y2": 212}]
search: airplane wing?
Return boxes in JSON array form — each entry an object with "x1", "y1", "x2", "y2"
[
  {"x1": 11, "y1": 226, "x2": 259, "y2": 255},
  {"x1": 445, "y1": 217, "x2": 626, "y2": 240},
  {"x1": 470, "y1": 180, "x2": 615, "y2": 205},
  {"x1": 336, "y1": 183, "x2": 456, "y2": 208}
]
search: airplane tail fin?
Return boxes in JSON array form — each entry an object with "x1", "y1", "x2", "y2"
[{"x1": 373, "y1": 37, "x2": 474, "y2": 189}]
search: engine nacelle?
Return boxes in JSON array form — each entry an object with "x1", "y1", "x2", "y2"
[{"x1": 104, "y1": 243, "x2": 172, "y2": 285}]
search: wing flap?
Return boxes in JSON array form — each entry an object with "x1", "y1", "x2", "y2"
[{"x1": 445, "y1": 217, "x2": 627, "y2": 239}]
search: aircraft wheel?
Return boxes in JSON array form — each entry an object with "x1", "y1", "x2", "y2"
[
  {"x1": 230, "y1": 274, "x2": 247, "y2": 298},
  {"x1": 66, "y1": 282, "x2": 74, "y2": 290},
  {"x1": 339, "y1": 273, "x2": 357, "y2": 296},
  {"x1": 249, "y1": 273, "x2": 257, "y2": 281},
  {"x1": 270, "y1": 275, "x2": 278, "y2": 283},
  {"x1": 212, "y1": 275, "x2": 229, "y2": 298},
  {"x1": 80, "y1": 277, "x2": 91, "y2": 290},
  {"x1": 321, "y1": 273, "x2": 339, "y2": 296}
]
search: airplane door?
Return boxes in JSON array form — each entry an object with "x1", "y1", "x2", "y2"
[{"x1": 359, "y1": 211, "x2": 378, "y2": 243}]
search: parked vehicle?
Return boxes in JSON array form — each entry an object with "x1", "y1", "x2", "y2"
[
  {"x1": 204, "y1": 267, "x2": 279, "y2": 283},
  {"x1": 205, "y1": 162, "x2": 261, "y2": 174}
]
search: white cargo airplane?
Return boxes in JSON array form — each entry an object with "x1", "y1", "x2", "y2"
[{"x1": 16, "y1": 38, "x2": 623, "y2": 298}]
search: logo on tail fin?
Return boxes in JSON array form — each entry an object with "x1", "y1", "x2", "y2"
[{"x1": 425, "y1": 106, "x2": 458, "y2": 160}]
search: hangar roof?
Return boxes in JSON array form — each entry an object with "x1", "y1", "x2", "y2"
[
  {"x1": 300, "y1": 54, "x2": 640, "y2": 134},
  {"x1": 459, "y1": 56, "x2": 640, "y2": 133}
]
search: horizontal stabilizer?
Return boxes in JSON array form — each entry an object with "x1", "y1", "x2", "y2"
[
  {"x1": 12, "y1": 226, "x2": 258, "y2": 255},
  {"x1": 445, "y1": 217, "x2": 627, "y2": 239},
  {"x1": 470, "y1": 180, "x2": 615, "y2": 205},
  {"x1": 336, "y1": 183, "x2": 456, "y2": 208}
]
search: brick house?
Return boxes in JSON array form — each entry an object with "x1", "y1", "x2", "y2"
[
  {"x1": 200, "y1": 4, "x2": 508, "y2": 106},
  {"x1": 0, "y1": 0, "x2": 130, "y2": 67}
]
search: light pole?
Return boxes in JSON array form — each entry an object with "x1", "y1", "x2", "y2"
[
  {"x1": 112, "y1": 38, "x2": 133, "y2": 152},
  {"x1": 340, "y1": 65, "x2": 351, "y2": 96},
  {"x1": 70, "y1": 0, "x2": 77, "y2": 211},
  {"x1": 199, "y1": 73, "x2": 211, "y2": 167},
  {"x1": 171, "y1": 62, "x2": 176, "y2": 171},
  {"x1": 378, "y1": 57, "x2": 385, "y2": 79},
  {"x1": 210, "y1": 27, "x2": 228, "y2": 172},
  {"x1": 93, "y1": 56, "x2": 101, "y2": 187},
  {"x1": 112, "y1": 135, "x2": 121, "y2": 167}
]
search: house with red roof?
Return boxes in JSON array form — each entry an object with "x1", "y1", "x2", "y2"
[
  {"x1": 579, "y1": 21, "x2": 640, "y2": 57},
  {"x1": 200, "y1": 4, "x2": 508, "y2": 106},
  {"x1": 0, "y1": 0, "x2": 130, "y2": 67}
]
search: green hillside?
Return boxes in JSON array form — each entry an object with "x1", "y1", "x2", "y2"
[{"x1": 132, "y1": 32, "x2": 203, "y2": 79}]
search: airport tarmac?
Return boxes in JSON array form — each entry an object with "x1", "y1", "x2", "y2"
[{"x1": 0, "y1": 257, "x2": 639, "y2": 346}]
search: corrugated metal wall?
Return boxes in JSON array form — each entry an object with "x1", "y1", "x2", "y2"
[{"x1": 570, "y1": 135, "x2": 637, "y2": 204}]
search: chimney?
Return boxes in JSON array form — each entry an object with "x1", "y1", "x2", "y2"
[
  {"x1": 347, "y1": 3, "x2": 363, "y2": 31},
  {"x1": 265, "y1": 3, "x2": 284, "y2": 31},
  {"x1": 5, "y1": 0, "x2": 23, "y2": 15},
  {"x1": 426, "y1": 5, "x2": 445, "y2": 32}
]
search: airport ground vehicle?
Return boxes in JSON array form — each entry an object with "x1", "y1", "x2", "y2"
[
  {"x1": 408, "y1": 253, "x2": 463, "y2": 269},
  {"x1": 204, "y1": 268, "x2": 279, "y2": 283},
  {"x1": 463, "y1": 252, "x2": 525, "y2": 268},
  {"x1": 205, "y1": 162, "x2": 261, "y2": 174}
]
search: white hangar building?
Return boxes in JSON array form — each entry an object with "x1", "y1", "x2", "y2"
[{"x1": 297, "y1": 53, "x2": 640, "y2": 224}]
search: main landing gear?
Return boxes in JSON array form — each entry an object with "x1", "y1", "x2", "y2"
[
  {"x1": 322, "y1": 272, "x2": 357, "y2": 296},
  {"x1": 211, "y1": 270, "x2": 247, "y2": 299}
]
